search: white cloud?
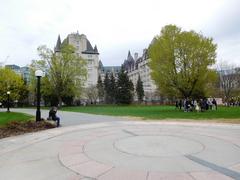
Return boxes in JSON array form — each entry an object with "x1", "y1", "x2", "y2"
[{"x1": 0, "y1": 0, "x2": 239, "y2": 66}]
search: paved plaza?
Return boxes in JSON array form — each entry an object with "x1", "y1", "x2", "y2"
[{"x1": 0, "y1": 109, "x2": 240, "y2": 179}]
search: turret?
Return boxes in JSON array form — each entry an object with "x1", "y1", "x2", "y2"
[
  {"x1": 54, "y1": 35, "x2": 61, "y2": 53},
  {"x1": 94, "y1": 45, "x2": 98, "y2": 53}
]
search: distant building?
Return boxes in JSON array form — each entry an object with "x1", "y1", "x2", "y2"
[
  {"x1": 98, "y1": 60, "x2": 121, "y2": 80},
  {"x1": 5, "y1": 64, "x2": 30, "y2": 84},
  {"x1": 122, "y1": 50, "x2": 160, "y2": 102},
  {"x1": 20, "y1": 66, "x2": 30, "y2": 84},
  {"x1": 5, "y1": 64, "x2": 21, "y2": 75},
  {"x1": 54, "y1": 32, "x2": 100, "y2": 87}
]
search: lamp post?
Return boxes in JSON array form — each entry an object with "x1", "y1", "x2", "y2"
[
  {"x1": 7, "y1": 91, "x2": 10, "y2": 112},
  {"x1": 35, "y1": 70, "x2": 43, "y2": 122}
]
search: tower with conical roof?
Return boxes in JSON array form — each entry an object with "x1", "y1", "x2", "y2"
[
  {"x1": 94, "y1": 45, "x2": 98, "y2": 54},
  {"x1": 122, "y1": 48, "x2": 158, "y2": 102},
  {"x1": 54, "y1": 35, "x2": 61, "y2": 53},
  {"x1": 122, "y1": 50, "x2": 135, "y2": 72},
  {"x1": 57, "y1": 31, "x2": 100, "y2": 90}
]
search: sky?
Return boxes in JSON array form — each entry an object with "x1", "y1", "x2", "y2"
[{"x1": 0, "y1": 0, "x2": 240, "y2": 67}]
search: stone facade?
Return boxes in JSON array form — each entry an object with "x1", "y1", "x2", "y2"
[
  {"x1": 54, "y1": 33, "x2": 160, "y2": 102},
  {"x1": 98, "y1": 60, "x2": 121, "y2": 81},
  {"x1": 55, "y1": 32, "x2": 100, "y2": 87},
  {"x1": 123, "y1": 50, "x2": 160, "y2": 102}
]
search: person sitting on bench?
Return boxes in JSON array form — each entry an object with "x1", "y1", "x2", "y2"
[{"x1": 48, "y1": 106, "x2": 60, "y2": 127}]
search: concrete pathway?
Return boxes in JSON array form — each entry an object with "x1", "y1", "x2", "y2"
[
  {"x1": 1, "y1": 109, "x2": 240, "y2": 179},
  {"x1": 10, "y1": 108, "x2": 127, "y2": 126}
]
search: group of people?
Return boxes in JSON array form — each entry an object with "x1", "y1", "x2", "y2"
[
  {"x1": 176, "y1": 98, "x2": 217, "y2": 112},
  {"x1": 226, "y1": 97, "x2": 240, "y2": 107}
]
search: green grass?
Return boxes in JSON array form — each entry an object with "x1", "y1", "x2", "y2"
[
  {"x1": 62, "y1": 105, "x2": 240, "y2": 123},
  {"x1": 0, "y1": 112, "x2": 33, "y2": 127}
]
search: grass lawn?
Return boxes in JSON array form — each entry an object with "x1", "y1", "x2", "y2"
[
  {"x1": 62, "y1": 105, "x2": 240, "y2": 123},
  {"x1": 0, "y1": 112, "x2": 33, "y2": 127}
]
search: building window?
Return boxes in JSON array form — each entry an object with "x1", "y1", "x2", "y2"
[{"x1": 88, "y1": 59, "x2": 94, "y2": 65}]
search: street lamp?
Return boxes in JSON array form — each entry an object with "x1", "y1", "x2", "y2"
[
  {"x1": 35, "y1": 70, "x2": 43, "y2": 122},
  {"x1": 7, "y1": 91, "x2": 10, "y2": 112}
]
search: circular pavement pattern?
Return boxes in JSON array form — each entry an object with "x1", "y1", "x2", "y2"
[
  {"x1": 114, "y1": 135, "x2": 204, "y2": 157},
  {"x1": 58, "y1": 122, "x2": 240, "y2": 179}
]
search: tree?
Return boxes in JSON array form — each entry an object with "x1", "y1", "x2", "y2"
[
  {"x1": 149, "y1": 25, "x2": 217, "y2": 99},
  {"x1": 109, "y1": 73, "x2": 116, "y2": 103},
  {"x1": 115, "y1": 68, "x2": 134, "y2": 104},
  {"x1": 104, "y1": 73, "x2": 111, "y2": 103},
  {"x1": 85, "y1": 85, "x2": 98, "y2": 104},
  {"x1": 237, "y1": 68, "x2": 240, "y2": 87},
  {"x1": 17, "y1": 81, "x2": 30, "y2": 106},
  {"x1": 217, "y1": 62, "x2": 239, "y2": 104},
  {"x1": 136, "y1": 75, "x2": 144, "y2": 102},
  {"x1": 97, "y1": 75, "x2": 104, "y2": 103},
  {"x1": 30, "y1": 44, "x2": 87, "y2": 107},
  {"x1": 0, "y1": 68, "x2": 27, "y2": 105}
]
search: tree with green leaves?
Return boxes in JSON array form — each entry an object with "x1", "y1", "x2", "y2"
[
  {"x1": 115, "y1": 68, "x2": 134, "y2": 104},
  {"x1": 109, "y1": 73, "x2": 116, "y2": 103},
  {"x1": 136, "y1": 75, "x2": 144, "y2": 102},
  {"x1": 149, "y1": 24, "x2": 217, "y2": 99},
  {"x1": 30, "y1": 44, "x2": 87, "y2": 107},
  {"x1": 0, "y1": 68, "x2": 28, "y2": 106},
  {"x1": 103, "y1": 72, "x2": 111, "y2": 103},
  {"x1": 97, "y1": 75, "x2": 104, "y2": 103}
]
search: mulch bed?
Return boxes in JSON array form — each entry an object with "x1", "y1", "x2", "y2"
[{"x1": 0, "y1": 120, "x2": 56, "y2": 139}]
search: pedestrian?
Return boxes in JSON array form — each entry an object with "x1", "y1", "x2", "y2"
[
  {"x1": 208, "y1": 98, "x2": 212, "y2": 110},
  {"x1": 212, "y1": 98, "x2": 217, "y2": 110},
  {"x1": 185, "y1": 98, "x2": 191, "y2": 112},
  {"x1": 175, "y1": 100, "x2": 179, "y2": 109},
  {"x1": 199, "y1": 99, "x2": 204, "y2": 112},
  {"x1": 183, "y1": 99, "x2": 187, "y2": 112},
  {"x1": 179, "y1": 99, "x2": 183, "y2": 110},
  {"x1": 195, "y1": 100, "x2": 200, "y2": 112}
]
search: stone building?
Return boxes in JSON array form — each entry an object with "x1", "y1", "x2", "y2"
[
  {"x1": 98, "y1": 60, "x2": 121, "y2": 81},
  {"x1": 54, "y1": 32, "x2": 100, "y2": 87},
  {"x1": 122, "y1": 50, "x2": 160, "y2": 102},
  {"x1": 54, "y1": 32, "x2": 160, "y2": 102}
]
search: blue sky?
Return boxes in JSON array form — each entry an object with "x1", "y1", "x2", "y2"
[{"x1": 0, "y1": 0, "x2": 239, "y2": 67}]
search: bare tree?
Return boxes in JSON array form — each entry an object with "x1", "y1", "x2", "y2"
[
  {"x1": 217, "y1": 62, "x2": 239, "y2": 104},
  {"x1": 236, "y1": 67, "x2": 240, "y2": 88},
  {"x1": 85, "y1": 85, "x2": 98, "y2": 104}
]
